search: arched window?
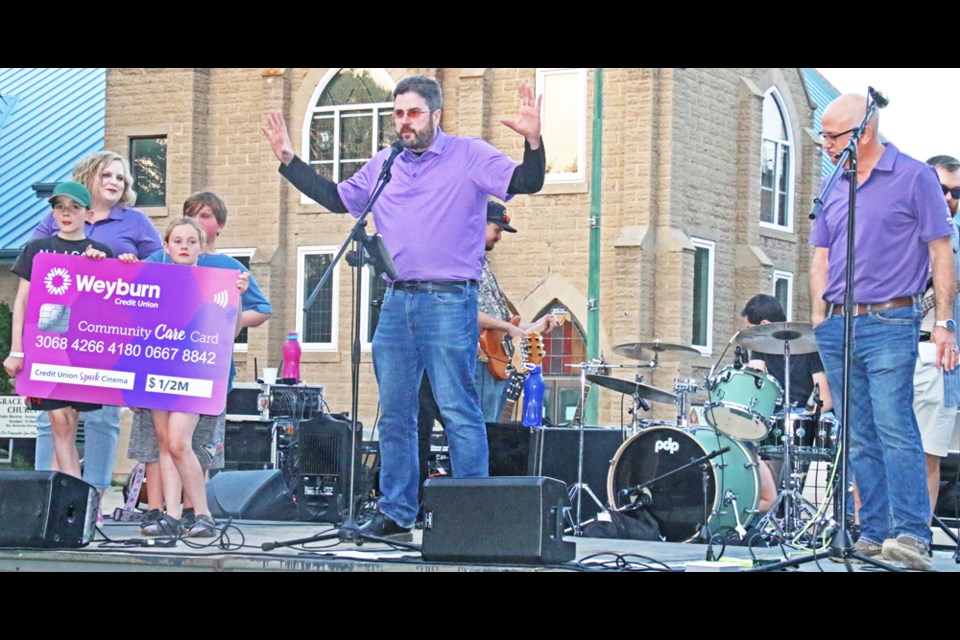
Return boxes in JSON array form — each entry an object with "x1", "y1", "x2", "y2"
[
  {"x1": 536, "y1": 303, "x2": 588, "y2": 425},
  {"x1": 759, "y1": 88, "x2": 795, "y2": 230},
  {"x1": 304, "y1": 68, "x2": 395, "y2": 182}
]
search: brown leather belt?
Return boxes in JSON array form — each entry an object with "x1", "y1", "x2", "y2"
[{"x1": 829, "y1": 296, "x2": 914, "y2": 317}]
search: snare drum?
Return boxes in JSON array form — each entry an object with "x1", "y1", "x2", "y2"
[
  {"x1": 607, "y1": 426, "x2": 760, "y2": 542},
  {"x1": 704, "y1": 366, "x2": 782, "y2": 441},
  {"x1": 757, "y1": 410, "x2": 839, "y2": 462}
]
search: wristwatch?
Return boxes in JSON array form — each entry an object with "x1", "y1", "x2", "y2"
[{"x1": 934, "y1": 319, "x2": 957, "y2": 332}]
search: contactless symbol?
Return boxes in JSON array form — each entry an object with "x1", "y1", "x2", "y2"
[
  {"x1": 38, "y1": 303, "x2": 71, "y2": 333},
  {"x1": 44, "y1": 267, "x2": 72, "y2": 296},
  {"x1": 212, "y1": 290, "x2": 229, "y2": 308}
]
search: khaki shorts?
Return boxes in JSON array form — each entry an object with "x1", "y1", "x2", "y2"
[{"x1": 913, "y1": 355, "x2": 959, "y2": 458}]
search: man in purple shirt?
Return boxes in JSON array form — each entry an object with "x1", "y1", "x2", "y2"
[
  {"x1": 810, "y1": 93, "x2": 957, "y2": 570},
  {"x1": 262, "y1": 75, "x2": 545, "y2": 539}
]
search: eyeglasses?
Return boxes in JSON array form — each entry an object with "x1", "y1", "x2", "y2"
[
  {"x1": 943, "y1": 184, "x2": 960, "y2": 199},
  {"x1": 817, "y1": 127, "x2": 857, "y2": 145},
  {"x1": 392, "y1": 108, "x2": 433, "y2": 120},
  {"x1": 53, "y1": 203, "x2": 85, "y2": 213}
]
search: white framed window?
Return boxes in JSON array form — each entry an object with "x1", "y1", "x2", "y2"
[
  {"x1": 301, "y1": 68, "x2": 396, "y2": 205},
  {"x1": 359, "y1": 265, "x2": 390, "y2": 351},
  {"x1": 759, "y1": 88, "x2": 795, "y2": 231},
  {"x1": 773, "y1": 269, "x2": 794, "y2": 321},
  {"x1": 221, "y1": 248, "x2": 256, "y2": 352},
  {"x1": 129, "y1": 135, "x2": 167, "y2": 207},
  {"x1": 691, "y1": 238, "x2": 715, "y2": 354},
  {"x1": 296, "y1": 246, "x2": 340, "y2": 351},
  {"x1": 536, "y1": 68, "x2": 586, "y2": 184}
]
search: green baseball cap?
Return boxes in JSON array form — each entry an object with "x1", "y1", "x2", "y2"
[{"x1": 48, "y1": 181, "x2": 92, "y2": 209}]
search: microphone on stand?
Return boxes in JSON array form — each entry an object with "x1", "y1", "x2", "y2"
[
  {"x1": 705, "y1": 446, "x2": 731, "y2": 460},
  {"x1": 868, "y1": 86, "x2": 890, "y2": 109},
  {"x1": 378, "y1": 140, "x2": 405, "y2": 180}
]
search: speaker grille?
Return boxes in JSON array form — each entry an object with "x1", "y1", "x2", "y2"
[{"x1": 299, "y1": 432, "x2": 342, "y2": 476}]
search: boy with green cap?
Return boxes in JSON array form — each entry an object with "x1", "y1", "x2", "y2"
[{"x1": 3, "y1": 181, "x2": 114, "y2": 482}]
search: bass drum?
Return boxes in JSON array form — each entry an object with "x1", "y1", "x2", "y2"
[{"x1": 607, "y1": 426, "x2": 760, "y2": 542}]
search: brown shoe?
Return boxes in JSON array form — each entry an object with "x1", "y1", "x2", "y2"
[{"x1": 882, "y1": 536, "x2": 932, "y2": 571}]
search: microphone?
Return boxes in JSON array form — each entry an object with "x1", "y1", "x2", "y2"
[
  {"x1": 636, "y1": 395, "x2": 651, "y2": 412},
  {"x1": 378, "y1": 140, "x2": 405, "y2": 180},
  {"x1": 618, "y1": 486, "x2": 654, "y2": 505},
  {"x1": 868, "y1": 86, "x2": 889, "y2": 109},
  {"x1": 705, "y1": 446, "x2": 731, "y2": 460}
]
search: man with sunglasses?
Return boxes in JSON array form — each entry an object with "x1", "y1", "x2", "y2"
[
  {"x1": 810, "y1": 94, "x2": 956, "y2": 570},
  {"x1": 913, "y1": 155, "x2": 960, "y2": 525},
  {"x1": 262, "y1": 75, "x2": 545, "y2": 541}
]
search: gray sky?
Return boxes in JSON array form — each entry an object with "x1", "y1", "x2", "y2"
[{"x1": 817, "y1": 68, "x2": 960, "y2": 163}]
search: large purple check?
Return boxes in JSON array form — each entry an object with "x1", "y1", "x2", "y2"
[{"x1": 16, "y1": 253, "x2": 240, "y2": 414}]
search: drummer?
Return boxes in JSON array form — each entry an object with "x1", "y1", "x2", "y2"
[
  {"x1": 740, "y1": 294, "x2": 834, "y2": 415},
  {"x1": 740, "y1": 294, "x2": 835, "y2": 513}
]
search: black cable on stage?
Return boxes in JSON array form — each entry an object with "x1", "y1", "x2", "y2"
[{"x1": 574, "y1": 551, "x2": 682, "y2": 572}]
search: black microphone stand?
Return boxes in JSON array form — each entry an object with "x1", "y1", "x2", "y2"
[
  {"x1": 262, "y1": 150, "x2": 413, "y2": 551},
  {"x1": 752, "y1": 91, "x2": 901, "y2": 571}
]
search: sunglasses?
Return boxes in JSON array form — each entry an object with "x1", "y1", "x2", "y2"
[
  {"x1": 942, "y1": 184, "x2": 960, "y2": 199},
  {"x1": 392, "y1": 108, "x2": 433, "y2": 120}
]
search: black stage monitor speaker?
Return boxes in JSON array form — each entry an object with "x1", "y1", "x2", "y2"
[
  {"x1": 285, "y1": 413, "x2": 363, "y2": 524},
  {"x1": 421, "y1": 476, "x2": 576, "y2": 564},
  {"x1": 205, "y1": 469, "x2": 297, "y2": 521},
  {"x1": 0, "y1": 471, "x2": 98, "y2": 548},
  {"x1": 486, "y1": 424, "x2": 624, "y2": 522}
]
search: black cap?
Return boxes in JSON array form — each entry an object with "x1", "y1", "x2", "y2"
[{"x1": 486, "y1": 201, "x2": 516, "y2": 233}]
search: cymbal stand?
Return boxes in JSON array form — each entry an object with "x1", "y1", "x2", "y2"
[
  {"x1": 673, "y1": 378, "x2": 697, "y2": 429},
  {"x1": 565, "y1": 361, "x2": 606, "y2": 535},
  {"x1": 626, "y1": 373, "x2": 652, "y2": 436},
  {"x1": 752, "y1": 339, "x2": 821, "y2": 540}
]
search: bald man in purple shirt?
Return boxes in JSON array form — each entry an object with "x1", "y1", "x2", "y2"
[
  {"x1": 810, "y1": 93, "x2": 957, "y2": 570},
  {"x1": 263, "y1": 75, "x2": 545, "y2": 540}
]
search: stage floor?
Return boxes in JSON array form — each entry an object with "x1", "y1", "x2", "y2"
[{"x1": 1, "y1": 516, "x2": 957, "y2": 573}]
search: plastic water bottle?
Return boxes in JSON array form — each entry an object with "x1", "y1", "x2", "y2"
[
  {"x1": 282, "y1": 332, "x2": 301, "y2": 382},
  {"x1": 522, "y1": 364, "x2": 545, "y2": 428}
]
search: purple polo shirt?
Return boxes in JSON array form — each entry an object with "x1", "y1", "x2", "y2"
[
  {"x1": 810, "y1": 143, "x2": 952, "y2": 304},
  {"x1": 336, "y1": 129, "x2": 518, "y2": 282},
  {"x1": 31, "y1": 203, "x2": 162, "y2": 260}
]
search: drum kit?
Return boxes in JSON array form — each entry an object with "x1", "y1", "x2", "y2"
[{"x1": 569, "y1": 323, "x2": 840, "y2": 546}]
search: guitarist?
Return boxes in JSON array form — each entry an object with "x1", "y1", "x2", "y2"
[
  {"x1": 476, "y1": 201, "x2": 557, "y2": 421},
  {"x1": 912, "y1": 155, "x2": 960, "y2": 518}
]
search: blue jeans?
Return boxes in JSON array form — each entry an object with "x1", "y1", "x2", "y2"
[
  {"x1": 474, "y1": 362, "x2": 507, "y2": 422},
  {"x1": 34, "y1": 406, "x2": 120, "y2": 491},
  {"x1": 372, "y1": 284, "x2": 488, "y2": 528},
  {"x1": 814, "y1": 303, "x2": 931, "y2": 546}
]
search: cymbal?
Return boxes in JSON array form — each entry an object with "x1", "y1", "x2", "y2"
[
  {"x1": 586, "y1": 374, "x2": 677, "y2": 404},
  {"x1": 613, "y1": 340, "x2": 701, "y2": 361},
  {"x1": 736, "y1": 322, "x2": 819, "y2": 355}
]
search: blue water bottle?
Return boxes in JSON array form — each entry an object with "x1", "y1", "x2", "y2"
[{"x1": 522, "y1": 364, "x2": 545, "y2": 428}]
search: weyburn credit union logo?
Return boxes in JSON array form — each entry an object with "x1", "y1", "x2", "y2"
[{"x1": 44, "y1": 268, "x2": 72, "y2": 295}]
